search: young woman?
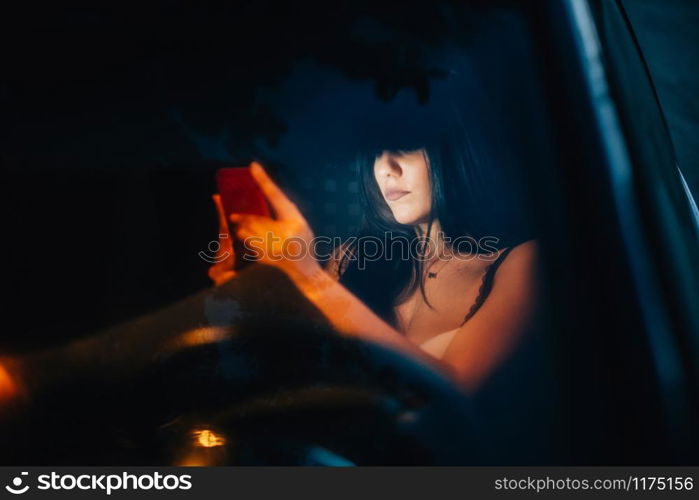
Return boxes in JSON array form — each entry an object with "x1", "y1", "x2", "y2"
[
  {"x1": 0, "y1": 106, "x2": 538, "y2": 412},
  {"x1": 208, "y1": 134, "x2": 539, "y2": 391}
]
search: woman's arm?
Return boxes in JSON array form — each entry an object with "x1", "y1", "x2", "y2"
[
  {"x1": 284, "y1": 241, "x2": 538, "y2": 391},
  {"x1": 284, "y1": 260, "x2": 440, "y2": 363},
  {"x1": 229, "y1": 164, "x2": 457, "y2": 374},
  {"x1": 439, "y1": 240, "x2": 539, "y2": 390},
  {"x1": 286, "y1": 241, "x2": 537, "y2": 390},
  {"x1": 232, "y1": 164, "x2": 538, "y2": 389}
]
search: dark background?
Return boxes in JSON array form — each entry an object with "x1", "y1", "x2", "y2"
[
  {"x1": 624, "y1": 0, "x2": 699, "y2": 192},
  {"x1": 0, "y1": 0, "x2": 696, "y2": 353}
]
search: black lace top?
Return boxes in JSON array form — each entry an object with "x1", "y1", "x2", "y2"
[{"x1": 461, "y1": 247, "x2": 513, "y2": 325}]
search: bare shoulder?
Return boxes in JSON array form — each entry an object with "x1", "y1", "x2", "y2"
[
  {"x1": 504, "y1": 239, "x2": 539, "y2": 264},
  {"x1": 494, "y1": 239, "x2": 539, "y2": 287}
]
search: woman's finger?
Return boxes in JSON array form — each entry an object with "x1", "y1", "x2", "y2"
[
  {"x1": 212, "y1": 194, "x2": 229, "y2": 235},
  {"x1": 249, "y1": 162, "x2": 302, "y2": 220},
  {"x1": 229, "y1": 213, "x2": 273, "y2": 229},
  {"x1": 229, "y1": 213, "x2": 271, "y2": 243}
]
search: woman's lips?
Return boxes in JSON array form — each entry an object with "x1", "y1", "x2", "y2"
[{"x1": 385, "y1": 189, "x2": 410, "y2": 201}]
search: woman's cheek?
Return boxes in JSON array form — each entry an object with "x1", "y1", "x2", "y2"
[{"x1": 412, "y1": 188, "x2": 431, "y2": 222}]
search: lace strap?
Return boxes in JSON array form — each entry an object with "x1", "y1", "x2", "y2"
[{"x1": 461, "y1": 247, "x2": 513, "y2": 325}]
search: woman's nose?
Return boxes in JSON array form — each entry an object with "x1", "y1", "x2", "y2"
[{"x1": 375, "y1": 153, "x2": 403, "y2": 178}]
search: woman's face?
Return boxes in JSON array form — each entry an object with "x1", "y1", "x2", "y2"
[{"x1": 373, "y1": 149, "x2": 432, "y2": 225}]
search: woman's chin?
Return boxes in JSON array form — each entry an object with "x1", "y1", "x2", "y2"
[{"x1": 391, "y1": 212, "x2": 424, "y2": 226}]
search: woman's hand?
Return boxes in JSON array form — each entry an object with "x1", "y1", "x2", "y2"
[
  {"x1": 230, "y1": 162, "x2": 320, "y2": 277},
  {"x1": 207, "y1": 194, "x2": 238, "y2": 286}
]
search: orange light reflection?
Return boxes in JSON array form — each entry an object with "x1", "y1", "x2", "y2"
[
  {"x1": 193, "y1": 428, "x2": 226, "y2": 448},
  {"x1": 0, "y1": 362, "x2": 18, "y2": 403}
]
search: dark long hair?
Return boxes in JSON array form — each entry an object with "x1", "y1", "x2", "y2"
[{"x1": 336, "y1": 101, "x2": 531, "y2": 328}]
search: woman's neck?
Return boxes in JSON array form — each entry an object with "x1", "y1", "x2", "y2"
[{"x1": 415, "y1": 220, "x2": 451, "y2": 262}]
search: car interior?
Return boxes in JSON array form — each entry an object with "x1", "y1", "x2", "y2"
[{"x1": 1, "y1": 0, "x2": 697, "y2": 465}]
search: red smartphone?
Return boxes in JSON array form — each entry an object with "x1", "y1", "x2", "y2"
[{"x1": 215, "y1": 167, "x2": 270, "y2": 218}]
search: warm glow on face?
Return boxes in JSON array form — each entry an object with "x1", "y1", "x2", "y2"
[{"x1": 193, "y1": 428, "x2": 226, "y2": 448}]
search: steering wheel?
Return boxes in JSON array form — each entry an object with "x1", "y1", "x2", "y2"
[
  {"x1": 143, "y1": 324, "x2": 490, "y2": 465},
  {"x1": 1, "y1": 265, "x2": 490, "y2": 465}
]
